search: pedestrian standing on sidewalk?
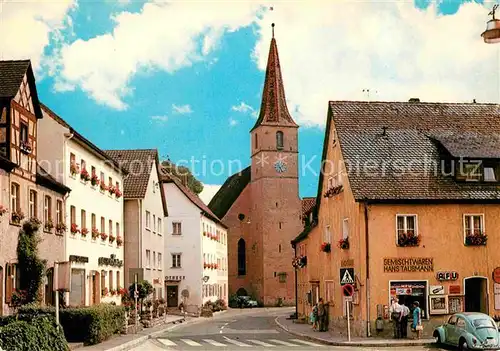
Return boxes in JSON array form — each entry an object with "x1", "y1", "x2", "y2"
[
  {"x1": 317, "y1": 298, "x2": 326, "y2": 332},
  {"x1": 310, "y1": 303, "x2": 318, "y2": 331},
  {"x1": 411, "y1": 301, "x2": 422, "y2": 339},
  {"x1": 389, "y1": 297, "x2": 402, "y2": 339},
  {"x1": 400, "y1": 301, "x2": 410, "y2": 338}
]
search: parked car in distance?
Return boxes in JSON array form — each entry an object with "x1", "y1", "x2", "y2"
[
  {"x1": 434, "y1": 312, "x2": 500, "y2": 350},
  {"x1": 238, "y1": 296, "x2": 258, "y2": 308}
]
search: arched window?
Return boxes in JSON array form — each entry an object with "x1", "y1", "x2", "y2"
[
  {"x1": 276, "y1": 131, "x2": 284, "y2": 150},
  {"x1": 237, "y1": 238, "x2": 246, "y2": 276}
]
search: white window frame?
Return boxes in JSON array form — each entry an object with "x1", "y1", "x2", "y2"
[
  {"x1": 463, "y1": 213, "x2": 484, "y2": 242},
  {"x1": 146, "y1": 250, "x2": 151, "y2": 268},
  {"x1": 325, "y1": 280, "x2": 335, "y2": 303},
  {"x1": 11, "y1": 183, "x2": 19, "y2": 212},
  {"x1": 153, "y1": 251, "x2": 156, "y2": 270},
  {"x1": 56, "y1": 200, "x2": 63, "y2": 224},
  {"x1": 158, "y1": 218, "x2": 162, "y2": 235},
  {"x1": 145, "y1": 211, "x2": 151, "y2": 229},
  {"x1": 158, "y1": 253, "x2": 162, "y2": 270},
  {"x1": 44, "y1": 195, "x2": 51, "y2": 224},
  {"x1": 342, "y1": 218, "x2": 349, "y2": 239},
  {"x1": 153, "y1": 214, "x2": 156, "y2": 233},
  {"x1": 29, "y1": 189, "x2": 37, "y2": 218},
  {"x1": 172, "y1": 253, "x2": 181, "y2": 268},
  {"x1": 395, "y1": 214, "x2": 418, "y2": 244},
  {"x1": 173, "y1": 222, "x2": 182, "y2": 235},
  {"x1": 324, "y1": 225, "x2": 331, "y2": 244}
]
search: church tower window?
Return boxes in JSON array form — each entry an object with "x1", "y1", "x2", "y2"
[
  {"x1": 255, "y1": 134, "x2": 258, "y2": 149},
  {"x1": 276, "y1": 131, "x2": 284, "y2": 150},
  {"x1": 238, "y1": 238, "x2": 246, "y2": 276}
]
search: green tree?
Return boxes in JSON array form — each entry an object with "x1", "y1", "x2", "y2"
[
  {"x1": 16, "y1": 218, "x2": 46, "y2": 305},
  {"x1": 128, "y1": 280, "x2": 153, "y2": 311},
  {"x1": 161, "y1": 160, "x2": 204, "y2": 194}
]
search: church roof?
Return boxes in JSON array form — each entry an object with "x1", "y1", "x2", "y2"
[
  {"x1": 208, "y1": 166, "x2": 251, "y2": 219},
  {"x1": 301, "y1": 197, "x2": 316, "y2": 218},
  {"x1": 250, "y1": 27, "x2": 298, "y2": 131}
]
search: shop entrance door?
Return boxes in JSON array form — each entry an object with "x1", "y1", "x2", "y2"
[
  {"x1": 167, "y1": 285, "x2": 178, "y2": 307},
  {"x1": 465, "y1": 277, "x2": 488, "y2": 313}
]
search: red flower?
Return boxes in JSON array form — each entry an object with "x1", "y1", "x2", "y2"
[
  {"x1": 100, "y1": 232, "x2": 108, "y2": 240},
  {"x1": 70, "y1": 223, "x2": 80, "y2": 234},
  {"x1": 91, "y1": 174, "x2": 100, "y2": 186},
  {"x1": 116, "y1": 236, "x2": 123, "y2": 246},
  {"x1": 80, "y1": 168, "x2": 90, "y2": 181},
  {"x1": 115, "y1": 187, "x2": 122, "y2": 198},
  {"x1": 81, "y1": 227, "x2": 89, "y2": 236}
]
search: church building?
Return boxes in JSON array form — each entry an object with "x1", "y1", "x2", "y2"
[{"x1": 209, "y1": 25, "x2": 303, "y2": 306}]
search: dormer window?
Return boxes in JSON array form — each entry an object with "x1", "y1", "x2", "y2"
[{"x1": 456, "y1": 161, "x2": 481, "y2": 182}]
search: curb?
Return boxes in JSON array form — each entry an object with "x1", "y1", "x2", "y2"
[{"x1": 274, "y1": 316, "x2": 436, "y2": 348}]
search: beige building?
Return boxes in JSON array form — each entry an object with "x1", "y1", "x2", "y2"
[
  {"x1": 294, "y1": 99, "x2": 500, "y2": 337},
  {"x1": 106, "y1": 149, "x2": 168, "y2": 299},
  {"x1": 0, "y1": 60, "x2": 71, "y2": 315}
]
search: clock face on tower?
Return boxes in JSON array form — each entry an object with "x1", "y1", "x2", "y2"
[{"x1": 274, "y1": 160, "x2": 287, "y2": 173}]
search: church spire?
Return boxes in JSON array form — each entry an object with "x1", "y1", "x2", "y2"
[{"x1": 251, "y1": 23, "x2": 298, "y2": 131}]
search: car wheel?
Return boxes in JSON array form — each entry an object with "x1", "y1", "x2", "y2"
[
  {"x1": 435, "y1": 334, "x2": 442, "y2": 344},
  {"x1": 458, "y1": 338, "x2": 468, "y2": 351}
]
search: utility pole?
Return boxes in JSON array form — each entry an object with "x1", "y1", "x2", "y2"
[{"x1": 134, "y1": 273, "x2": 139, "y2": 332}]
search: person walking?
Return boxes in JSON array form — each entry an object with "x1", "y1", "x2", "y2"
[
  {"x1": 412, "y1": 301, "x2": 423, "y2": 339},
  {"x1": 400, "y1": 302, "x2": 410, "y2": 338},
  {"x1": 310, "y1": 303, "x2": 318, "y2": 331},
  {"x1": 317, "y1": 298, "x2": 326, "y2": 332},
  {"x1": 389, "y1": 297, "x2": 402, "y2": 339}
]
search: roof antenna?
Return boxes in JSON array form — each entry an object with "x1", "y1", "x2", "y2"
[{"x1": 272, "y1": 23, "x2": 275, "y2": 38}]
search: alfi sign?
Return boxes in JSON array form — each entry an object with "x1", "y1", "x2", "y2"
[{"x1": 436, "y1": 271, "x2": 458, "y2": 281}]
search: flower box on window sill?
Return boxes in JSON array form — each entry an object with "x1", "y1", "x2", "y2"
[
  {"x1": 338, "y1": 237, "x2": 350, "y2": 250},
  {"x1": 10, "y1": 211, "x2": 24, "y2": 226},
  {"x1": 397, "y1": 231, "x2": 420, "y2": 247},
  {"x1": 100, "y1": 233, "x2": 108, "y2": 241},
  {"x1": 20, "y1": 141, "x2": 32, "y2": 154},
  {"x1": 44, "y1": 220, "x2": 54, "y2": 233},
  {"x1": 70, "y1": 223, "x2": 80, "y2": 235},
  {"x1": 109, "y1": 235, "x2": 116, "y2": 243},
  {"x1": 324, "y1": 185, "x2": 344, "y2": 198},
  {"x1": 292, "y1": 255, "x2": 307, "y2": 269},
  {"x1": 465, "y1": 232, "x2": 487, "y2": 246},
  {"x1": 320, "y1": 242, "x2": 331, "y2": 253}
]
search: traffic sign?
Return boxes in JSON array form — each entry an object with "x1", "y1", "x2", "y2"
[
  {"x1": 344, "y1": 296, "x2": 353, "y2": 302},
  {"x1": 342, "y1": 283, "x2": 354, "y2": 297},
  {"x1": 340, "y1": 268, "x2": 355, "y2": 286}
]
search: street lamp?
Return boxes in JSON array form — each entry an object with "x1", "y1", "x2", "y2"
[{"x1": 481, "y1": 4, "x2": 500, "y2": 43}]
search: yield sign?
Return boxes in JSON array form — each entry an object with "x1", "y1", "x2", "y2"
[{"x1": 340, "y1": 268, "x2": 355, "y2": 286}]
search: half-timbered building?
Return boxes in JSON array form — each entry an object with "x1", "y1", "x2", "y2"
[{"x1": 0, "y1": 60, "x2": 71, "y2": 315}]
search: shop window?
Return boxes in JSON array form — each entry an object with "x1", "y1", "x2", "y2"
[{"x1": 390, "y1": 281, "x2": 427, "y2": 319}]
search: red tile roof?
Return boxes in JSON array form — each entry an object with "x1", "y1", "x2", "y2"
[{"x1": 301, "y1": 197, "x2": 316, "y2": 218}]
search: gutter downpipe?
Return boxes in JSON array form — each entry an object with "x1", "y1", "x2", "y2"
[
  {"x1": 364, "y1": 200, "x2": 371, "y2": 337},
  {"x1": 138, "y1": 199, "x2": 142, "y2": 269},
  {"x1": 63, "y1": 132, "x2": 74, "y2": 260},
  {"x1": 293, "y1": 242, "x2": 298, "y2": 319}
]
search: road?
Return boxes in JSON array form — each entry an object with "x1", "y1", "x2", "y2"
[{"x1": 130, "y1": 308, "x2": 447, "y2": 351}]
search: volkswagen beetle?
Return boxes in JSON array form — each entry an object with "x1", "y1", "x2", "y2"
[{"x1": 434, "y1": 312, "x2": 500, "y2": 350}]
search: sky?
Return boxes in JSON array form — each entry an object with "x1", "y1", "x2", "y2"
[{"x1": 1, "y1": 0, "x2": 499, "y2": 205}]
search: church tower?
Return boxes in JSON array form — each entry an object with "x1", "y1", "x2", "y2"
[{"x1": 250, "y1": 24, "x2": 302, "y2": 306}]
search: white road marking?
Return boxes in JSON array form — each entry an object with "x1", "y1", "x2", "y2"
[
  {"x1": 269, "y1": 339, "x2": 299, "y2": 347},
  {"x1": 181, "y1": 339, "x2": 202, "y2": 346},
  {"x1": 223, "y1": 336, "x2": 252, "y2": 347},
  {"x1": 158, "y1": 339, "x2": 177, "y2": 346},
  {"x1": 203, "y1": 339, "x2": 227, "y2": 346},
  {"x1": 247, "y1": 340, "x2": 276, "y2": 347},
  {"x1": 290, "y1": 339, "x2": 324, "y2": 347}
]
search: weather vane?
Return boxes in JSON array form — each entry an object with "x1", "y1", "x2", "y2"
[{"x1": 489, "y1": 4, "x2": 498, "y2": 20}]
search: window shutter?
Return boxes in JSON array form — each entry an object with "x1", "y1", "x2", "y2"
[{"x1": 5, "y1": 264, "x2": 13, "y2": 303}]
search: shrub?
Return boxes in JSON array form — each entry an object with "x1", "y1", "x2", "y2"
[
  {"x1": 0, "y1": 314, "x2": 68, "y2": 351},
  {"x1": 17, "y1": 304, "x2": 125, "y2": 346},
  {"x1": 214, "y1": 299, "x2": 227, "y2": 312}
]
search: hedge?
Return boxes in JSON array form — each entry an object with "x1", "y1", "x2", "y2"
[
  {"x1": 18, "y1": 304, "x2": 125, "y2": 346},
  {"x1": 0, "y1": 315, "x2": 68, "y2": 351}
]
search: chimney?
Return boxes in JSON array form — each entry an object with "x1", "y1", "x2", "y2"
[
  {"x1": 473, "y1": 99, "x2": 477, "y2": 103},
  {"x1": 409, "y1": 98, "x2": 420, "y2": 103}
]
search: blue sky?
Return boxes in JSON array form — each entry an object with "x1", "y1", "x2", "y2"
[{"x1": 3, "y1": 0, "x2": 495, "y2": 201}]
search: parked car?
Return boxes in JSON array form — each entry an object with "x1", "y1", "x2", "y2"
[
  {"x1": 238, "y1": 296, "x2": 259, "y2": 308},
  {"x1": 434, "y1": 312, "x2": 500, "y2": 350}
]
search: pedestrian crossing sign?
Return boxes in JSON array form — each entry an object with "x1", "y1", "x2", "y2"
[{"x1": 340, "y1": 268, "x2": 355, "y2": 285}]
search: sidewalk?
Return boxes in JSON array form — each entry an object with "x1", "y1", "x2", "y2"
[
  {"x1": 275, "y1": 316, "x2": 436, "y2": 348},
  {"x1": 79, "y1": 315, "x2": 188, "y2": 351}
]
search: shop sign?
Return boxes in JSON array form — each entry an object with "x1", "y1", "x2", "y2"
[
  {"x1": 493, "y1": 267, "x2": 500, "y2": 284},
  {"x1": 436, "y1": 271, "x2": 458, "y2": 281},
  {"x1": 429, "y1": 295, "x2": 449, "y2": 315},
  {"x1": 383, "y1": 257, "x2": 433, "y2": 273},
  {"x1": 164, "y1": 275, "x2": 185, "y2": 281},
  {"x1": 341, "y1": 259, "x2": 354, "y2": 267},
  {"x1": 449, "y1": 296, "x2": 463, "y2": 314},
  {"x1": 449, "y1": 285, "x2": 461, "y2": 295},
  {"x1": 430, "y1": 285, "x2": 444, "y2": 295},
  {"x1": 98, "y1": 254, "x2": 123, "y2": 267}
]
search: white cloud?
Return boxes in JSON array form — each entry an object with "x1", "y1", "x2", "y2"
[
  {"x1": 252, "y1": 1, "x2": 498, "y2": 127},
  {"x1": 0, "y1": 0, "x2": 76, "y2": 71},
  {"x1": 53, "y1": 2, "x2": 264, "y2": 109},
  {"x1": 151, "y1": 115, "x2": 168, "y2": 122},
  {"x1": 229, "y1": 118, "x2": 238, "y2": 127},
  {"x1": 231, "y1": 101, "x2": 254, "y2": 113},
  {"x1": 199, "y1": 184, "x2": 222, "y2": 205},
  {"x1": 172, "y1": 104, "x2": 193, "y2": 114}
]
